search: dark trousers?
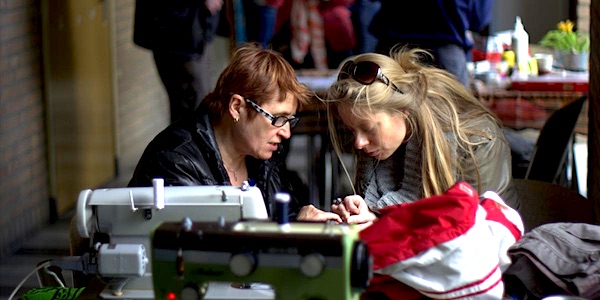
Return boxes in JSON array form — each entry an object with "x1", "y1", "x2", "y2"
[
  {"x1": 243, "y1": 0, "x2": 279, "y2": 48},
  {"x1": 153, "y1": 51, "x2": 208, "y2": 123}
]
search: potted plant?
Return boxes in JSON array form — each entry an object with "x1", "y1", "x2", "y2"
[{"x1": 539, "y1": 20, "x2": 590, "y2": 71}]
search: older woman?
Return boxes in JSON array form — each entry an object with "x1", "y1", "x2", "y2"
[
  {"x1": 324, "y1": 47, "x2": 519, "y2": 227},
  {"x1": 129, "y1": 43, "x2": 340, "y2": 222}
]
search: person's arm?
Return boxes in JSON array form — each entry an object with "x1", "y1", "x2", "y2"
[
  {"x1": 468, "y1": 123, "x2": 520, "y2": 210},
  {"x1": 204, "y1": 0, "x2": 223, "y2": 14}
]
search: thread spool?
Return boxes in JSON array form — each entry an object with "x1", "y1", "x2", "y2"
[{"x1": 275, "y1": 193, "x2": 290, "y2": 231}]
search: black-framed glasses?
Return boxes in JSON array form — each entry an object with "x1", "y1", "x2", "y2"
[
  {"x1": 244, "y1": 98, "x2": 300, "y2": 128},
  {"x1": 338, "y1": 61, "x2": 403, "y2": 94}
]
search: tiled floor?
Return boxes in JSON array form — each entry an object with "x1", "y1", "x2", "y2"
[{"x1": 0, "y1": 215, "x2": 73, "y2": 300}]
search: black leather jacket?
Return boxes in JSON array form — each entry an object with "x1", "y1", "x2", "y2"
[{"x1": 128, "y1": 108, "x2": 310, "y2": 220}]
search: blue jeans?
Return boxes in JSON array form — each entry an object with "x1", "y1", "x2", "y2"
[
  {"x1": 431, "y1": 44, "x2": 469, "y2": 86},
  {"x1": 243, "y1": 0, "x2": 278, "y2": 48}
]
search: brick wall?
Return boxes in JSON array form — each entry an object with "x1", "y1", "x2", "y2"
[
  {"x1": 578, "y1": 0, "x2": 591, "y2": 34},
  {"x1": 0, "y1": 0, "x2": 50, "y2": 258},
  {"x1": 112, "y1": 0, "x2": 169, "y2": 179},
  {"x1": 0, "y1": 0, "x2": 169, "y2": 259}
]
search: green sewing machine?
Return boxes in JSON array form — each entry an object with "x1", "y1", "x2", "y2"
[{"x1": 151, "y1": 218, "x2": 372, "y2": 300}]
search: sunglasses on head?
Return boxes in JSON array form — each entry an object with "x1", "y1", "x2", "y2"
[{"x1": 337, "y1": 61, "x2": 402, "y2": 94}]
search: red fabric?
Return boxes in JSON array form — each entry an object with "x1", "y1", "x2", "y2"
[
  {"x1": 321, "y1": 4, "x2": 356, "y2": 52},
  {"x1": 359, "y1": 182, "x2": 479, "y2": 270},
  {"x1": 274, "y1": 0, "x2": 292, "y2": 35},
  {"x1": 480, "y1": 198, "x2": 523, "y2": 240},
  {"x1": 489, "y1": 99, "x2": 548, "y2": 123},
  {"x1": 264, "y1": 0, "x2": 285, "y2": 8}
]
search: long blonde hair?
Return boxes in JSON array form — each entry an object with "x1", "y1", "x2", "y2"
[{"x1": 325, "y1": 48, "x2": 500, "y2": 197}]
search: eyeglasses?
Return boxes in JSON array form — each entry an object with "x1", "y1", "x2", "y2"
[
  {"x1": 337, "y1": 61, "x2": 403, "y2": 94},
  {"x1": 244, "y1": 98, "x2": 300, "y2": 128}
]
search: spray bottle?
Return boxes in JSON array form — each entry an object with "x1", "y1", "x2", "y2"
[{"x1": 511, "y1": 16, "x2": 531, "y2": 74}]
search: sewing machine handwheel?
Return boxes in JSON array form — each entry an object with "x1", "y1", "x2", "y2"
[
  {"x1": 350, "y1": 241, "x2": 372, "y2": 289},
  {"x1": 230, "y1": 252, "x2": 257, "y2": 277},
  {"x1": 181, "y1": 284, "x2": 200, "y2": 300},
  {"x1": 300, "y1": 253, "x2": 325, "y2": 278}
]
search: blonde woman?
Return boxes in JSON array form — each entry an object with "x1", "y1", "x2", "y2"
[{"x1": 325, "y1": 48, "x2": 518, "y2": 228}]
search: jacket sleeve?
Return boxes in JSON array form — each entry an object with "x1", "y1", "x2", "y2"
[
  {"x1": 128, "y1": 150, "x2": 213, "y2": 187},
  {"x1": 468, "y1": 122, "x2": 520, "y2": 210}
]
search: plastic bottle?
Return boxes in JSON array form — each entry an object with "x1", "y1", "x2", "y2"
[{"x1": 512, "y1": 16, "x2": 530, "y2": 73}]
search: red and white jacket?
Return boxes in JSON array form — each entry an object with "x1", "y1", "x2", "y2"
[{"x1": 360, "y1": 182, "x2": 524, "y2": 299}]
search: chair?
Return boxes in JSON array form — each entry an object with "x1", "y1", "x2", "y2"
[
  {"x1": 524, "y1": 95, "x2": 586, "y2": 190},
  {"x1": 513, "y1": 178, "x2": 595, "y2": 231}
]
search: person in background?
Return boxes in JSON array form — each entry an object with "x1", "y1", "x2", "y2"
[
  {"x1": 271, "y1": 0, "x2": 356, "y2": 69},
  {"x1": 350, "y1": 0, "x2": 380, "y2": 54},
  {"x1": 129, "y1": 43, "x2": 341, "y2": 222},
  {"x1": 133, "y1": 0, "x2": 224, "y2": 123},
  {"x1": 369, "y1": 0, "x2": 493, "y2": 86},
  {"x1": 243, "y1": 0, "x2": 285, "y2": 48},
  {"x1": 324, "y1": 47, "x2": 518, "y2": 228}
]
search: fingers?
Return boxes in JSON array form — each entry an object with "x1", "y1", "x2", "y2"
[
  {"x1": 297, "y1": 205, "x2": 343, "y2": 223},
  {"x1": 318, "y1": 212, "x2": 343, "y2": 223},
  {"x1": 343, "y1": 195, "x2": 364, "y2": 215},
  {"x1": 331, "y1": 203, "x2": 351, "y2": 222},
  {"x1": 345, "y1": 211, "x2": 377, "y2": 225}
]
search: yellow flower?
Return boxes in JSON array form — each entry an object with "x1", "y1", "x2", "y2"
[
  {"x1": 557, "y1": 20, "x2": 574, "y2": 33},
  {"x1": 541, "y1": 19, "x2": 589, "y2": 53}
]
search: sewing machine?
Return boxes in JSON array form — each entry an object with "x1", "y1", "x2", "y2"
[
  {"x1": 152, "y1": 218, "x2": 372, "y2": 300},
  {"x1": 69, "y1": 180, "x2": 269, "y2": 299}
]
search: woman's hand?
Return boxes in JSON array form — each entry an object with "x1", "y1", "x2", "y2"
[
  {"x1": 331, "y1": 195, "x2": 378, "y2": 228},
  {"x1": 297, "y1": 205, "x2": 343, "y2": 223},
  {"x1": 205, "y1": 0, "x2": 223, "y2": 14}
]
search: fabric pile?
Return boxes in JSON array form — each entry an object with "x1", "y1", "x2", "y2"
[
  {"x1": 360, "y1": 181, "x2": 524, "y2": 299},
  {"x1": 504, "y1": 223, "x2": 600, "y2": 299}
]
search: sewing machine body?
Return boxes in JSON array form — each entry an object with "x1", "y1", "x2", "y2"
[
  {"x1": 152, "y1": 220, "x2": 372, "y2": 300},
  {"x1": 75, "y1": 183, "x2": 269, "y2": 299}
]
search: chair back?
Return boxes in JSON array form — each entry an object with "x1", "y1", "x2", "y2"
[
  {"x1": 525, "y1": 96, "x2": 586, "y2": 186},
  {"x1": 513, "y1": 178, "x2": 595, "y2": 231}
]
